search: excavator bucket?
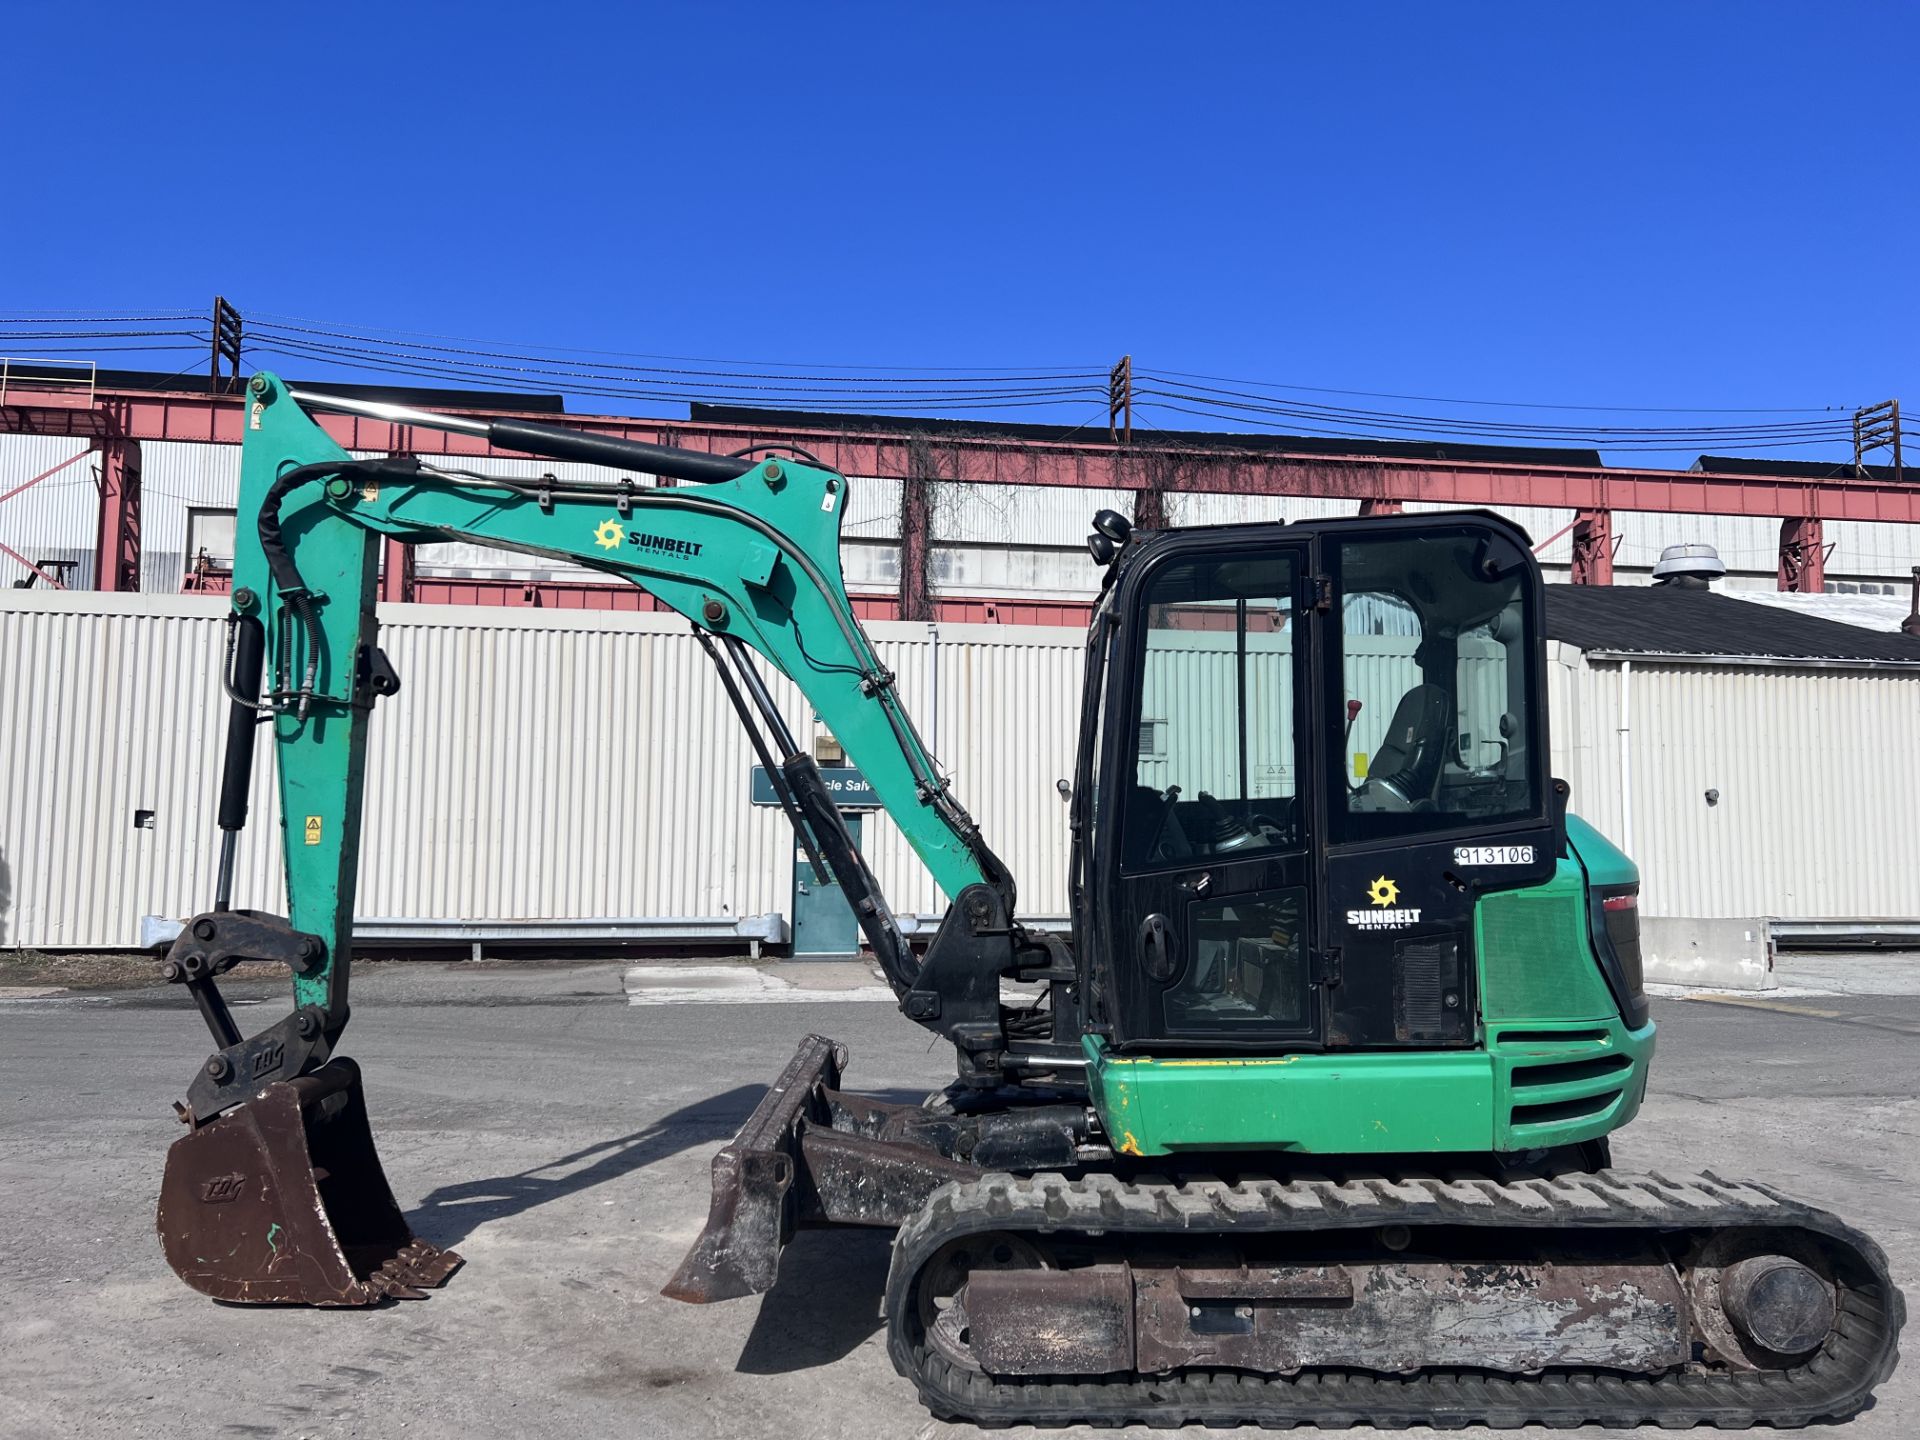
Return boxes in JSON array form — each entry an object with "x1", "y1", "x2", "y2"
[{"x1": 158, "y1": 1058, "x2": 460, "y2": 1305}]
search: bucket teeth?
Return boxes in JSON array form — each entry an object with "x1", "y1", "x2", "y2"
[
  {"x1": 158, "y1": 1057, "x2": 462, "y2": 1306},
  {"x1": 372, "y1": 1240, "x2": 463, "y2": 1296}
]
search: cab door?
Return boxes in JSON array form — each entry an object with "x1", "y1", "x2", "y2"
[
  {"x1": 1317, "y1": 519, "x2": 1559, "y2": 1048},
  {"x1": 1097, "y1": 534, "x2": 1322, "y2": 1051}
]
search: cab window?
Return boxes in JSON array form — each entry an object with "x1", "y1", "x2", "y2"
[
  {"x1": 1334, "y1": 529, "x2": 1540, "y2": 840},
  {"x1": 1124, "y1": 552, "x2": 1300, "y2": 868}
]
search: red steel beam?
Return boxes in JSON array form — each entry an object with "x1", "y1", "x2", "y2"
[
  {"x1": 5, "y1": 382, "x2": 1919, "y2": 524},
  {"x1": 0, "y1": 539, "x2": 68, "y2": 588},
  {"x1": 1569, "y1": 509, "x2": 1614, "y2": 586},
  {"x1": 378, "y1": 537, "x2": 416, "y2": 604},
  {"x1": 1778, "y1": 516, "x2": 1827, "y2": 593},
  {"x1": 94, "y1": 438, "x2": 141, "y2": 591},
  {"x1": 0, "y1": 446, "x2": 92, "y2": 507}
]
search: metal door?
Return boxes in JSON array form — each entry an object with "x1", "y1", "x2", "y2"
[{"x1": 792, "y1": 814, "x2": 863, "y2": 958}]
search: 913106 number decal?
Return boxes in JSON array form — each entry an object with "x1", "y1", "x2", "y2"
[{"x1": 1453, "y1": 844, "x2": 1535, "y2": 866}]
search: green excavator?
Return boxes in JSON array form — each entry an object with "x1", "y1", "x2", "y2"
[{"x1": 154, "y1": 375, "x2": 1902, "y2": 1427}]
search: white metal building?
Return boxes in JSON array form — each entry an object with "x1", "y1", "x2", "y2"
[
  {"x1": 7, "y1": 430, "x2": 1920, "y2": 607},
  {"x1": 1542, "y1": 584, "x2": 1920, "y2": 933},
  {"x1": 3, "y1": 582, "x2": 1916, "y2": 954}
]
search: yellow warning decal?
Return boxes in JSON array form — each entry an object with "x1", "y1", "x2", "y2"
[{"x1": 304, "y1": 815, "x2": 323, "y2": 846}]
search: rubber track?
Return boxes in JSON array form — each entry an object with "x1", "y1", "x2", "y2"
[{"x1": 884, "y1": 1171, "x2": 1904, "y2": 1429}]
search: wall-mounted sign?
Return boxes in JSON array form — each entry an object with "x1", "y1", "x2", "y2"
[{"x1": 750, "y1": 764, "x2": 879, "y2": 810}]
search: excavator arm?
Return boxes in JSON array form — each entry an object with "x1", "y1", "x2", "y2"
[
  {"x1": 155, "y1": 375, "x2": 1042, "y2": 1304},
  {"x1": 230, "y1": 372, "x2": 1006, "y2": 1017}
]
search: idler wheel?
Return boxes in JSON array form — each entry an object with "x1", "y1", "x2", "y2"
[
  {"x1": 1720, "y1": 1254, "x2": 1837, "y2": 1357},
  {"x1": 914, "y1": 1232, "x2": 1048, "y2": 1372}
]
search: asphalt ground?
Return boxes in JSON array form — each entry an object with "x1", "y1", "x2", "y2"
[{"x1": 1, "y1": 958, "x2": 1914, "y2": 1439}]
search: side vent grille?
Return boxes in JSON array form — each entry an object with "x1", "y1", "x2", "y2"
[
  {"x1": 1393, "y1": 937, "x2": 1466, "y2": 1043},
  {"x1": 1511, "y1": 1092, "x2": 1619, "y2": 1127},
  {"x1": 1494, "y1": 1027, "x2": 1610, "y2": 1047},
  {"x1": 1504, "y1": 1048, "x2": 1633, "y2": 1134},
  {"x1": 1509, "y1": 1054, "x2": 1632, "y2": 1090}
]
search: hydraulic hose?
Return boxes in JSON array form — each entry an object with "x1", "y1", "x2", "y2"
[{"x1": 255, "y1": 458, "x2": 416, "y2": 714}]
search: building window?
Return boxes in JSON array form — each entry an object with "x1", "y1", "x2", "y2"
[{"x1": 186, "y1": 508, "x2": 237, "y2": 576}]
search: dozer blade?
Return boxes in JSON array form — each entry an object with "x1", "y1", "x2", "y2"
[
  {"x1": 158, "y1": 1057, "x2": 461, "y2": 1305},
  {"x1": 663, "y1": 1033, "x2": 846, "y2": 1304}
]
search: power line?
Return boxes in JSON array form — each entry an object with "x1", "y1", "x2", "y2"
[
  {"x1": 247, "y1": 308, "x2": 1097, "y2": 375},
  {"x1": 245, "y1": 327, "x2": 1108, "y2": 401},
  {"x1": 1130, "y1": 381, "x2": 1850, "y2": 440},
  {"x1": 0, "y1": 306, "x2": 1886, "y2": 460},
  {"x1": 246, "y1": 319, "x2": 1106, "y2": 386},
  {"x1": 1137, "y1": 365, "x2": 1851, "y2": 416},
  {"x1": 1129, "y1": 400, "x2": 1855, "y2": 452},
  {"x1": 0, "y1": 343, "x2": 207, "y2": 356},
  {"x1": 241, "y1": 341, "x2": 1109, "y2": 412},
  {"x1": 0, "y1": 311, "x2": 204, "y2": 324}
]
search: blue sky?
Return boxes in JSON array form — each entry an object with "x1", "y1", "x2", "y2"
[{"x1": 4, "y1": 4, "x2": 1913, "y2": 466}]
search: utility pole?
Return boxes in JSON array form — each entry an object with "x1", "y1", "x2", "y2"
[
  {"x1": 1852, "y1": 400, "x2": 1901, "y2": 483},
  {"x1": 1108, "y1": 355, "x2": 1132, "y2": 444},
  {"x1": 211, "y1": 297, "x2": 244, "y2": 392}
]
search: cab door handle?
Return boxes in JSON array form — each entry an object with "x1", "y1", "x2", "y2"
[{"x1": 1138, "y1": 913, "x2": 1177, "y2": 982}]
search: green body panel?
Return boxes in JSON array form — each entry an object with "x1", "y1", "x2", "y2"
[
  {"x1": 232, "y1": 374, "x2": 992, "y2": 1017},
  {"x1": 1565, "y1": 812, "x2": 1639, "y2": 889},
  {"x1": 1083, "y1": 1018, "x2": 1653, "y2": 1158},
  {"x1": 1476, "y1": 852, "x2": 1617, "y2": 1022},
  {"x1": 1084, "y1": 1036, "x2": 1498, "y2": 1155},
  {"x1": 1083, "y1": 811, "x2": 1656, "y2": 1157}
]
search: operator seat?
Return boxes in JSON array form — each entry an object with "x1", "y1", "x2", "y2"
[{"x1": 1368, "y1": 684, "x2": 1453, "y2": 806}]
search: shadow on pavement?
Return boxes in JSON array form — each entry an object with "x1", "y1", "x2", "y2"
[
  {"x1": 734, "y1": 1225, "x2": 893, "y2": 1374},
  {"x1": 406, "y1": 1083, "x2": 767, "y2": 1247}
]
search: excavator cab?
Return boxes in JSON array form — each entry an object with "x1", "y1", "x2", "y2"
[{"x1": 1077, "y1": 514, "x2": 1552, "y2": 1058}]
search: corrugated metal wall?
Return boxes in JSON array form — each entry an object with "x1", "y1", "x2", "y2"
[
  {"x1": 1549, "y1": 646, "x2": 1920, "y2": 919},
  {"x1": 0, "y1": 592, "x2": 1083, "y2": 948},
  {"x1": 138, "y1": 441, "x2": 248, "y2": 591},
  {"x1": 4, "y1": 592, "x2": 1916, "y2": 948},
  {"x1": 0, "y1": 435, "x2": 97, "y2": 585},
  {"x1": 0, "y1": 595, "x2": 282, "y2": 945}
]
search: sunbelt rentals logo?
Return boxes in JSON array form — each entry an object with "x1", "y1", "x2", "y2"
[{"x1": 1348, "y1": 874, "x2": 1421, "y2": 930}]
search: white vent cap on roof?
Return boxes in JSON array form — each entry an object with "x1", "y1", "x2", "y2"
[{"x1": 1652, "y1": 542, "x2": 1727, "y2": 583}]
